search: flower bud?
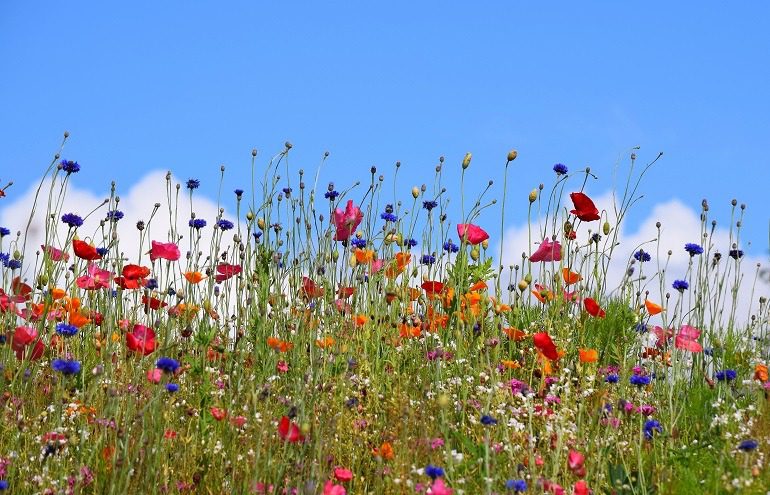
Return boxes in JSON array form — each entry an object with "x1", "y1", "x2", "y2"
[
  {"x1": 603, "y1": 221, "x2": 611, "y2": 235},
  {"x1": 518, "y1": 280, "x2": 529, "y2": 291},
  {"x1": 524, "y1": 273, "x2": 532, "y2": 284},
  {"x1": 462, "y1": 152, "x2": 472, "y2": 169},
  {"x1": 481, "y1": 239, "x2": 489, "y2": 250},
  {"x1": 411, "y1": 187, "x2": 420, "y2": 199},
  {"x1": 257, "y1": 218, "x2": 266, "y2": 230},
  {"x1": 331, "y1": 250, "x2": 339, "y2": 262},
  {"x1": 470, "y1": 247, "x2": 480, "y2": 261},
  {"x1": 507, "y1": 150, "x2": 518, "y2": 162},
  {"x1": 528, "y1": 189, "x2": 538, "y2": 203}
]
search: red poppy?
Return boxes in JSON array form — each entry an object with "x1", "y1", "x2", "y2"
[
  {"x1": 569, "y1": 192, "x2": 600, "y2": 222},
  {"x1": 421, "y1": 281, "x2": 444, "y2": 296},
  {"x1": 114, "y1": 277, "x2": 142, "y2": 289},
  {"x1": 73, "y1": 239, "x2": 102, "y2": 260},
  {"x1": 126, "y1": 324, "x2": 156, "y2": 355},
  {"x1": 149, "y1": 241, "x2": 180, "y2": 262},
  {"x1": 12, "y1": 326, "x2": 45, "y2": 360},
  {"x1": 278, "y1": 416, "x2": 304, "y2": 442},
  {"x1": 533, "y1": 332, "x2": 559, "y2": 360},
  {"x1": 142, "y1": 295, "x2": 168, "y2": 310},
  {"x1": 583, "y1": 298, "x2": 605, "y2": 318},
  {"x1": 674, "y1": 325, "x2": 702, "y2": 353},
  {"x1": 11, "y1": 277, "x2": 32, "y2": 302},
  {"x1": 337, "y1": 286, "x2": 355, "y2": 298},
  {"x1": 123, "y1": 264, "x2": 151, "y2": 280},
  {"x1": 215, "y1": 263, "x2": 242, "y2": 282},
  {"x1": 457, "y1": 223, "x2": 489, "y2": 245},
  {"x1": 301, "y1": 277, "x2": 324, "y2": 299},
  {"x1": 568, "y1": 450, "x2": 586, "y2": 477},
  {"x1": 42, "y1": 244, "x2": 69, "y2": 262},
  {"x1": 210, "y1": 407, "x2": 227, "y2": 421}
]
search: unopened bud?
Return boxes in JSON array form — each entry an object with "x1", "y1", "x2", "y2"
[
  {"x1": 528, "y1": 189, "x2": 538, "y2": 203},
  {"x1": 507, "y1": 150, "x2": 518, "y2": 162},
  {"x1": 603, "y1": 221, "x2": 611, "y2": 235},
  {"x1": 470, "y1": 247, "x2": 480, "y2": 261},
  {"x1": 412, "y1": 187, "x2": 420, "y2": 199},
  {"x1": 462, "y1": 152, "x2": 472, "y2": 169}
]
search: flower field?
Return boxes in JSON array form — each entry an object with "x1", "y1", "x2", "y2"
[{"x1": 1, "y1": 139, "x2": 769, "y2": 494}]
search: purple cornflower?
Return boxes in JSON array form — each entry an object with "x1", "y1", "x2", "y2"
[
  {"x1": 553, "y1": 163, "x2": 568, "y2": 175},
  {"x1": 61, "y1": 213, "x2": 83, "y2": 228},
  {"x1": 684, "y1": 243, "x2": 703, "y2": 256},
  {"x1": 672, "y1": 279, "x2": 689, "y2": 292}
]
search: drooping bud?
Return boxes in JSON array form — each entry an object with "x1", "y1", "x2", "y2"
[{"x1": 507, "y1": 150, "x2": 518, "y2": 162}]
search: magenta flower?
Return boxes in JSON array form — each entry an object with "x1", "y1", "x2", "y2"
[
  {"x1": 75, "y1": 263, "x2": 113, "y2": 290},
  {"x1": 457, "y1": 223, "x2": 489, "y2": 245},
  {"x1": 333, "y1": 200, "x2": 363, "y2": 241},
  {"x1": 674, "y1": 325, "x2": 703, "y2": 353},
  {"x1": 529, "y1": 238, "x2": 562, "y2": 262}
]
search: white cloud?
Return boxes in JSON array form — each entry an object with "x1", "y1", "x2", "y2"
[{"x1": 498, "y1": 190, "x2": 770, "y2": 328}]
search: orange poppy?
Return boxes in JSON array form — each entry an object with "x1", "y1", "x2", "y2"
[
  {"x1": 579, "y1": 348, "x2": 598, "y2": 363},
  {"x1": 184, "y1": 271, "x2": 206, "y2": 284},
  {"x1": 354, "y1": 314, "x2": 369, "y2": 327},
  {"x1": 532, "y1": 284, "x2": 554, "y2": 304},
  {"x1": 503, "y1": 327, "x2": 527, "y2": 341},
  {"x1": 398, "y1": 323, "x2": 421, "y2": 338},
  {"x1": 315, "y1": 336, "x2": 335, "y2": 348},
  {"x1": 645, "y1": 300, "x2": 663, "y2": 316},
  {"x1": 354, "y1": 248, "x2": 375, "y2": 264},
  {"x1": 385, "y1": 252, "x2": 410, "y2": 279},
  {"x1": 469, "y1": 280, "x2": 488, "y2": 292},
  {"x1": 562, "y1": 268, "x2": 582, "y2": 285},
  {"x1": 754, "y1": 364, "x2": 768, "y2": 382},
  {"x1": 500, "y1": 359, "x2": 521, "y2": 369}
]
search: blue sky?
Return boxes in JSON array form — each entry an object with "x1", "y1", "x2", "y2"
[{"x1": 1, "y1": 2, "x2": 769, "y2": 256}]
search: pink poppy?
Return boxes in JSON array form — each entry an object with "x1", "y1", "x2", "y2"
[
  {"x1": 674, "y1": 324, "x2": 703, "y2": 353},
  {"x1": 457, "y1": 223, "x2": 489, "y2": 245},
  {"x1": 428, "y1": 478, "x2": 453, "y2": 495},
  {"x1": 529, "y1": 238, "x2": 562, "y2": 263},
  {"x1": 147, "y1": 368, "x2": 163, "y2": 383},
  {"x1": 149, "y1": 241, "x2": 181, "y2": 262},
  {"x1": 126, "y1": 324, "x2": 157, "y2": 355},
  {"x1": 323, "y1": 481, "x2": 346, "y2": 495},
  {"x1": 76, "y1": 263, "x2": 113, "y2": 290},
  {"x1": 333, "y1": 200, "x2": 363, "y2": 241},
  {"x1": 333, "y1": 467, "x2": 353, "y2": 482},
  {"x1": 568, "y1": 450, "x2": 586, "y2": 477},
  {"x1": 42, "y1": 244, "x2": 69, "y2": 262}
]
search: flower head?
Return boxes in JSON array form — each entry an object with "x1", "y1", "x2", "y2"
[
  {"x1": 506, "y1": 479, "x2": 527, "y2": 492},
  {"x1": 738, "y1": 439, "x2": 758, "y2": 452},
  {"x1": 61, "y1": 213, "x2": 84, "y2": 228},
  {"x1": 684, "y1": 243, "x2": 703, "y2": 256},
  {"x1": 61, "y1": 160, "x2": 80, "y2": 174},
  {"x1": 52, "y1": 359, "x2": 81, "y2": 375},
  {"x1": 333, "y1": 200, "x2": 363, "y2": 241},
  {"x1": 672, "y1": 279, "x2": 689, "y2": 292},
  {"x1": 425, "y1": 464, "x2": 444, "y2": 480},
  {"x1": 643, "y1": 419, "x2": 663, "y2": 440},
  {"x1": 569, "y1": 192, "x2": 600, "y2": 222},
  {"x1": 189, "y1": 218, "x2": 207, "y2": 230},
  {"x1": 106, "y1": 210, "x2": 124, "y2": 221},
  {"x1": 553, "y1": 163, "x2": 568, "y2": 175},
  {"x1": 634, "y1": 249, "x2": 651, "y2": 262},
  {"x1": 422, "y1": 200, "x2": 438, "y2": 211},
  {"x1": 457, "y1": 224, "x2": 489, "y2": 245},
  {"x1": 729, "y1": 249, "x2": 744, "y2": 259},
  {"x1": 480, "y1": 414, "x2": 497, "y2": 426},
  {"x1": 715, "y1": 369, "x2": 737, "y2": 381},
  {"x1": 529, "y1": 238, "x2": 562, "y2": 263},
  {"x1": 443, "y1": 240, "x2": 459, "y2": 253},
  {"x1": 186, "y1": 179, "x2": 200, "y2": 190},
  {"x1": 156, "y1": 357, "x2": 180, "y2": 374},
  {"x1": 217, "y1": 219, "x2": 234, "y2": 231},
  {"x1": 55, "y1": 323, "x2": 78, "y2": 337}
]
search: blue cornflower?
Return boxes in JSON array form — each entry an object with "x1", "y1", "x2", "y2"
[
  {"x1": 591, "y1": 233, "x2": 602, "y2": 243},
  {"x1": 253, "y1": 231, "x2": 262, "y2": 240},
  {"x1": 643, "y1": 419, "x2": 663, "y2": 440},
  {"x1": 635, "y1": 323, "x2": 649, "y2": 334},
  {"x1": 422, "y1": 200, "x2": 438, "y2": 211},
  {"x1": 381, "y1": 212, "x2": 398, "y2": 222},
  {"x1": 729, "y1": 249, "x2": 744, "y2": 260},
  {"x1": 704, "y1": 347, "x2": 714, "y2": 356},
  {"x1": 506, "y1": 479, "x2": 527, "y2": 492},
  {"x1": 553, "y1": 163, "x2": 568, "y2": 175},
  {"x1": 189, "y1": 218, "x2": 207, "y2": 230},
  {"x1": 324, "y1": 190, "x2": 339, "y2": 200},
  {"x1": 61, "y1": 213, "x2": 84, "y2": 228},
  {"x1": 0, "y1": 227, "x2": 9, "y2": 237},
  {"x1": 684, "y1": 243, "x2": 703, "y2": 256},
  {"x1": 96, "y1": 247, "x2": 109, "y2": 257},
  {"x1": 106, "y1": 210, "x2": 124, "y2": 221},
  {"x1": 52, "y1": 359, "x2": 81, "y2": 375},
  {"x1": 282, "y1": 187, "x2": 292, "y2": 198},
  {"x1": 351, "y1": 238, "x2": 367, "y2": 249},
  {"x1": 404, "y1": 238, "x2": 418, "y2": 248},
  {"x1": 61, "y1": 160, "x2": 80, "y2": 174},
  {"x1": 234, "y1": 189, "x2": 244, "y2": 198},
  {"x1": 630, "y1": 375, "x2": 651, "y2": 387},
  {"x1": 420, "y1": 254, "x2": 436, "y2": 265},
  {"x1": 425, "y1": 465, "x2": 444, "y2": 480},
  {"x1": 715, "y1": 369, "x2": 737, "y2": 382},
  {"x1": 217, "y1": 219, "x2": 234, "y2": 231},
  {"x1": 186, "y1": 179, "x2": 200, "y2": 190},
  {"x1": 156, "y1": 357, "x2": 180, "y2": 374},
  {"x1": 480, "y1": 414, "x2": 497, "y2": 426},
  {"x1": 0, "y1": 480, "x2": 8, "y2": 491},
  {"x1": 605, "y1": 374, "x2": 619, "y2": 384},
  {"x1": 55, "y1": 323, "x2": 78, "y2": 337},
  {"x1": 672, "y1": 279, "x2": 689, "y2": 292},
  {"x1": 738, "y1": 439, "x2": 758, "y2": 452},
  {"x1": 633, "y1": 249, "x2": 651, "y2": 262},
  {"x1": 145, "y1": 278, "x2": 158, "y2": 290},
  {"x1": 166, "y1": 383, "x2": 180, "y2": 393},
  {"x1": 0, "y1": 253, "x2": 9, "y2": 267},
  {"x1": 7, "y1": 259, "x2": 21, "y2": 270},
  {"x1": 443, "y1": 240, "x2": 459, "y2": 253}
]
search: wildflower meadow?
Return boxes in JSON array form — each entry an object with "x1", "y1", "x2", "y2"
[{"x1": 1, "y1": 135, "x2": 770, "y2": 495}]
